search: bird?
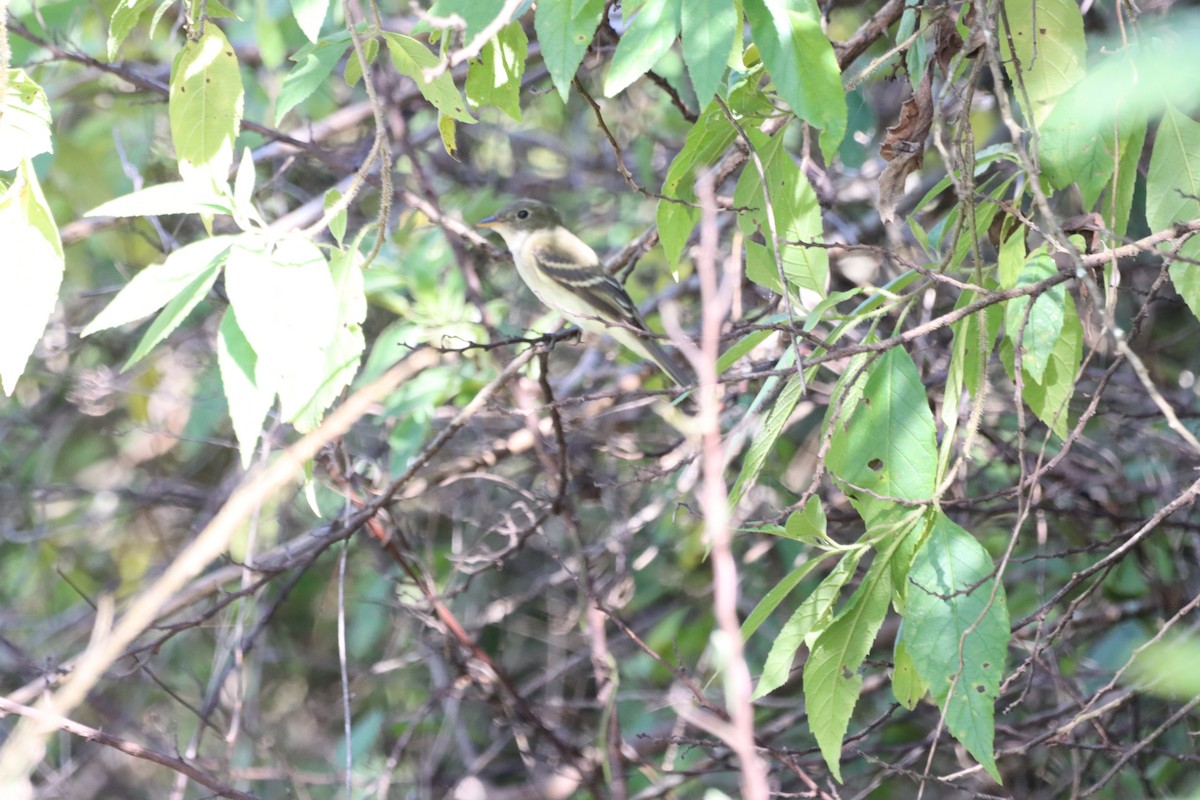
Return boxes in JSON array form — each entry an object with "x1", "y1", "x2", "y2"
[{"x1": 477, "y1": 198, "x2": 691, "y2": 386}]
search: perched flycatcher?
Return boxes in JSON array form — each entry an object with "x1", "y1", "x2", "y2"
[{"x1": 478, "y1": 199, "x2": 691, "y2": 386}]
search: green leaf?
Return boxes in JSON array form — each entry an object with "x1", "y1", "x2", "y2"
[
  {"x1": 803, "y1": 546, "x2": 895, "y2": 781},
  {"x1": 83, "y1": 181, "x2": 232, "y2": 218},
  {"x1": 657, "y1": 99, "x2": 737, "y2": 265},
  {"x1": 732, "y1": 128, "x2": 827, "y2": 297},
  {"x1": 1146, "y1": 105, "x2": 1200, "y2": 320},
  {"x1": 826, "y1": 348, "x2": 938, "y2": 525},
  {"x1": 291, "y1": 0, "x2": 328, "y2": 43},
  {"x1": 754, "y1": 549, "x2": 863, "y2": 699},
  {"x1": 1000, "y1": 0, "x2": 1085, "y2": 125},
  {"x1": 1002, "y1": 291, "x2": 1081, "y2": 439},
  {"x1": 169, "y1": 25, "x2": 245, "y2": 190},
  {"x1": 785, "y1": 495, "x2": 827, "y2": 544},
  {"x1": 1102, "y1": 110, "x2": 1146, "y2": 239},
  {"x1": 82, "y1": 236, "x2": 234, "y2": 337},
  {"x1": 681, "y1": 0, "x2": 737, "y2": 105},
  {"x1": 324, "y1": 187, "x2": 347, "y2": 245},
  {"x1": 1039, "y1": 83, "x2": 1115, "y2": 210},
  {"x1": 741, "y1": 548, "x2": 840, "y2": 642},
  {"x1": 1005, "y1": 252, "x2": 1063, "y2": 384},
  {"x1": 728, "y1": 360, "x2": 803, "y2": 510},
  {"x1": 283, "y1": 247, "x2": 367, "y2": 431},
  {"x1": 891, "y1": 637, "x2": 927, "y2": 710},
  {"x1": 534, "y1": 0, "x2": 606, "y2": 101},
  {"x1": 0, "y1": 161, "x2": 64, "y2": 395},
  {"x1": 384, "y1": 32, "x2": 476, "y2": 123},
  {"x1": 217, "y1": 308, "x2": 275, "y2": 467},
  {"x1": 224, "y1": 235, "x2": 339, "y2": 422},
  {"x1": 427, "y1": 0, "x2": 522, "y2": 39},
  {"x1": 276, "y1": 39, "x2": 349, "y2": 124},
  {"x1": 742, "y1": 0, "x2": 846, "y2": 157},
  {"x1": 0, "y1": 70, "x2": 53, "y2": 170},
  {"x1": 603, "y1": 0, "x2": 681, "y2": 97},
  {"x1": 465, "y1": 21, "x2": 527, "y2": 121},
  {"x1": 905, "y1": 513, "x2": 1010, "y2": 782},
  {"x1": 123, "y1": 259, "x2": 222, "y2": 370},
  {"x1": 344, "y1": 36, "x2": 378, "y2": 87},
  {"x1": 108, "y1": 0, "x2": 159, "y2": 59},
  {"x1": 997, "y1": 218, "x2": 1025, "y2": 289}
]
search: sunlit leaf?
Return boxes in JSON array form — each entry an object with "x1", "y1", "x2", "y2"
[
  {"x1": 0, "y1": 161, "x2": 63, "y2": 395},
  {"x1": 169, "y1": 26, "x2": 245, "y2": 190}
]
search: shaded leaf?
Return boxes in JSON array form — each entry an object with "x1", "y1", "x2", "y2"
[
  {"x1": 826, "y1": 348, "x2": 937, "y2": 525},
  {"x1": 1146, "y1": 105, "x2": 1200, "y2": 320},
  {"x1": 906, "y1": 513, "x2": 1010, "y2": 782}
]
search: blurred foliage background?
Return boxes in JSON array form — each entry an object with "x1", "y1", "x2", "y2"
[{"x1": 4, "y1": 0, "x2": 1200, "y2": 798}]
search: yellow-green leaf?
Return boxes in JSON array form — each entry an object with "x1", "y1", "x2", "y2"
[{"x1": 169, "y1": 26, "x2": 245, "y2": 190}]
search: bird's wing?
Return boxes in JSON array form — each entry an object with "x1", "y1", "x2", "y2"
[{"x1": 528, "y1": 236, "x2": 647, "y2": 330}]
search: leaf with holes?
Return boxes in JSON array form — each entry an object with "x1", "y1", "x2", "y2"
[
  {"x1": 826, "y1": 348, "x2": 937, "y2": 525},
  {"x1": 904, "y1": 513, "x2": 1009, "y2": 782}
]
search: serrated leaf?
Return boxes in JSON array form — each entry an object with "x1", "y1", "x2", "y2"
[
  {"x1": 1147, "y1": 105, "x2": 1200, "y2": 321},
  {"x1": 657, "y1": 99, "x2": 737, "y2": 265},
  {"x1": 681, "y1": 0, "x2": 737, "y2": 105},
  {"x1": 906, "y1": 514, "x2": 1010, "y2": 782},
  {"x1": 785, "y1": 496, "x2": 827, "y2": 543},
  {"x1": 384, "y1": 32, "x2": 475, "y2": 124},
  {"x1": 0, "y1": 70, "x2": 53, "y2": 170},
  {"x1": 1001, "y1": 290, "x2": 1081, "y2": 439},
  {"x1": 169, "y1": 26, "x2": 245, "y2": 190},
  {"x1": 82, "y1": 236, "x2": 235, "y2": 337},
  {"x1": 603, "y1": 0, "x2": 681, "y2": 97},
  {"x1": 276, "y1": 39, "x2": 348, "y2": 124},
  {"x1": 755, "y1": 549, "x2": 863, "y2": 699},
  {"x1": 291, "y1": 0, "x2": 328, "y2": 43},
  {"x1": 124, "y1": 259, "x2": 222, "y2": 370},
  {"x1": 742, "y1": 0, "x2": 846, "y2": 157},
  {"x1": 826, "y1": 348, "x2": 937, "y2": 525},
  {"x1": 0, "y1": 161, "x2": 63, "y2": 395},
  {"x1": 1000, "y1": 0, "x2": 1085, "y2": 125},
  {"x1": 217, "y1": 307, "x2": 275, "y2": 467},
  {"x1": 84, "y1": 181, "x2": 232, "y2": 218},
  {"x1": 108, "y1": 0, "x2": 159, "y2": 59},
  {"x1": 733, "y1": 128, "x2": 827, "y2": 297},
  {"x1": 803, "y1": 549, "x2": 895, "y2": 781},
  {"x1": 741, "y1": 548, "x2": 841, "y2": 643},
  {"x1": 535, "y1": 0, "x2": 606, "y2": 101},
  {"x1": 465, "y1": 21, "x2": 527, "y2": 121},
  {"x1": 1005, "y1": 252, "x2": 1063, "y2": 383}
]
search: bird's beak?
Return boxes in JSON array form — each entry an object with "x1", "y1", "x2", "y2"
[{"x1": 477, "y1": 213, "x2": 499, "y2": 228}]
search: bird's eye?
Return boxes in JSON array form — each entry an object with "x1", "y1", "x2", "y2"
[{"x1": 516, "y1": 209, "x2": 530, "y2": 220}]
